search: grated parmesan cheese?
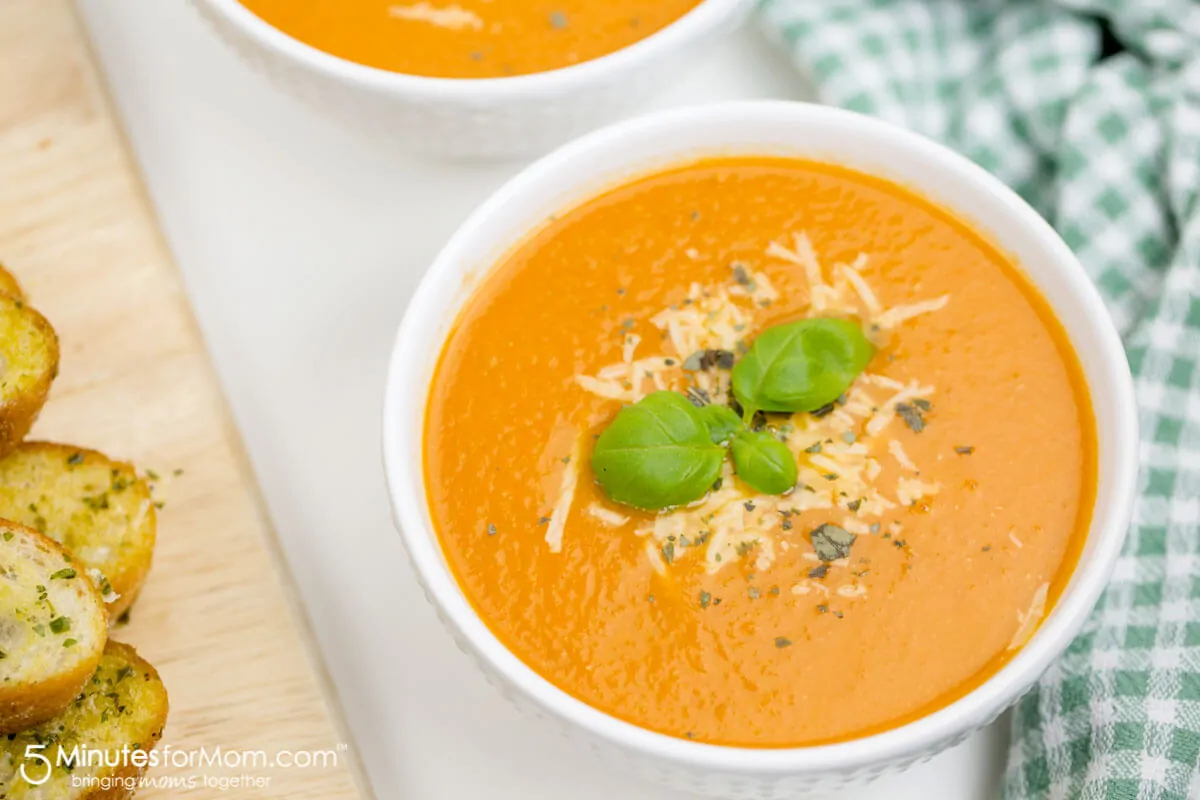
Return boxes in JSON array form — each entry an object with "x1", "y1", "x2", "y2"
[
  {"x1": 840, "y1": 264, "x2": 882, "y2": 314},
  {"x1": 767, "y1": 233, "x2": 823, "y2": 293},
  {"x1": 587, "y1": 504, "x2": 629, "y2": 528},
  {"x1": 889, "y1": 440, "x2": 918, "y2": 472},
  {"x1": 86, "y1": 567, "x2": 120, "y2": 605},
  {"x1": 863, "y1": 372, "x2": 907, "y2": 391},
  {"x1": 842, "y1": 517, "x2": 872, "y2": 536},
  {"x1": 389, "y1": 2, "x2": 484, "y2": 29},
  {"x1": 622, "y1": 333, "x2": 640, "y2": 364},
  {"x1": 1009, "y1": 583, "x2": 1049, "y2": 650},
  {"x1": 896, "y1": 478, "x2": 942, "y2": 507},
  {"x1": 645, "y1": 539, "x2": 667, "y2": 576},
  {"x1": 875, "y1": 295, "x2": 950, "y2": 330},
  {"x1": 544, "y1": 438, "x2": 582, "y2": 553}
]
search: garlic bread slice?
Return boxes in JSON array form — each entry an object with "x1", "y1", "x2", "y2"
[
  {"x1": 0, "y1": 444, "x2": 156, "y2": 618},
  {"x1": 0, "y1": 523, "x2": 107, "y2": 733},
  {"x1": 0, "y1": 295, "x2": 58, "y2": 458},
  {"x1": 0, "y1": 641, "x2": 168, "y2": 800}
]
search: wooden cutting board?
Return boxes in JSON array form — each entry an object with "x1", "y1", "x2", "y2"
[{"x1": 0, "y1": 1, "x2": 369, "y2": 797}]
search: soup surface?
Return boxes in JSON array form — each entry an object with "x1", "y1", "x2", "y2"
[
  {"x1": 424, "y1": 158, "x2": 1095, "y2": 747},
  {"x1": 238, "y1": 0, "x2": 704, "y2": 78}
]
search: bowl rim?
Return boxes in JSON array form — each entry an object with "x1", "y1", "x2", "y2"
[
  {"x1": 194, "y1": 0, "x2": 750, "y2": 99},
  {"x1": 383, "y1": 100, "x2": 1139, "y2": 774}
]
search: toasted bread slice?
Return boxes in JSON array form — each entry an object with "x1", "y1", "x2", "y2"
[
  {"x1": 0, "y1": 522, "x2": 107, "y2": 733},
  {"x1": 0, "y1": 641, "x2": 168, "y2": 799},
  {"x1": 0, "y1": 263, "x2": 26, "y2": 301},
  {"x1": 0, "y1": 444, "x2": 156, "y2": 619},
  {"x1": 0, "y1": 295, "x2": 58, "y2": 459}
]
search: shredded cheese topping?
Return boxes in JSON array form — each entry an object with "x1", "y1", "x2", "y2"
[
  {"x1": 888, "y1": 440, "x2": 918, "y2": 472},
  {"x1": 587, "y1": 503, "x2": 629, "y2": 528},
  {"x1": 574, "y1": 269, "x2": 778, "y2": 406},
  {"x1": 388, "y1": 3, "x2": 484, "y2": 30},
  {"x1": 544, "y1": 438, "x2": 582, "y2": 554},
  {"x1": 1009, "y1": 583, "x2": 1049, "y2": 650}
]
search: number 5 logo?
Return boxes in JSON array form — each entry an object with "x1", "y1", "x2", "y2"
[{"x1": 19, "y1": 743, "x2": 51, "y2": 786}]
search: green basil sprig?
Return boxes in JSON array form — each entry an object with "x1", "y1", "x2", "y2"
[
  {"x1": 696, "y1": 404, "x2": 741, "y2": 445},
  {"x1": 732, "y1": 318, "x2": 874, "y2": 419},
  {"x1": 730, "y1": 430, "x2": 799, "y2": 495},
  {"x1": 591, "y1": 317, "x2": 874, "y2": 512},
  {"x1": 591, "y1": 392, "x2": 726, "y2": 510}
]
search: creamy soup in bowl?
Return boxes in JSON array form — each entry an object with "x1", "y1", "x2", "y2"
[
  {"x1": 237, "y1": 0, "x2": 706, "y2": 78},
  {"x1": 383, "y1": 102, "x2": 1138, "y2": 793}
]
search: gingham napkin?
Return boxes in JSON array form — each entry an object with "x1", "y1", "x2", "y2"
[{"x1": 756, "y1": 1, "x2": 1200, "y2": 797}]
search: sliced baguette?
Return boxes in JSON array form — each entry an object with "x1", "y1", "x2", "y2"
[
  {"x1": 0, "y1": 443, "x2": 157, "y2": 619},
  {"x1": 0, "y1": 522, "x2": 107, "y2": 733},
  {"x1": 0, "y1": 641, "x2": 169, "y2": 800},
  {"x1": 0, "y1": 295, "x2": 58, "y2": 459}
]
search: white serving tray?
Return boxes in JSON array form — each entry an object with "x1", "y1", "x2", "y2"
[{"x1": 77, "y1": 1, "x2": 1008, "y2": 796}]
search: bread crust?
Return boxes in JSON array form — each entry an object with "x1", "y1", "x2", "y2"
[
  {"x1": 0, "y1": 298, "x2": 58, "y2": 460},
  {"x1": 0, "y1": 653, "x2": 103, "y2": 734},
  {"x1": 0, "y1": 442, "x2": 158, "y2": 619},
  {"x1": 74, "y1": 642, "x2": 169, "y2": 800},
  {"x1": 0, "y1": 263, "x2": 26, "y2": 301},
  {"x1": 0, "y1": 524, "x2": 108, "y2": 733}
]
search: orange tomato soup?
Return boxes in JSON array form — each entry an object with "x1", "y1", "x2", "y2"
[
  {"x1": 238, "y1": 0, "x2": 704, "y2": 78},
  {"x1": 424, "y1": 158, "x2": 1095, "y2": 747}
]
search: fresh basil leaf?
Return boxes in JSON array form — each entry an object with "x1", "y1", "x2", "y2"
[
  {"x1": 591, "y1": 392, "x2": 725, "y2": 510},
  {"x1": 810, "y1": 523, "x2": 856, "y2": 562},
  {"x1": 695, "y1": 404, "x2": 741, "y2": 445},
  {"x1": 730, "y1": 430, "x2": 798, "y2": 495},
  {"x1": 732, "y1": 318, "x2": 874, "y2": 417}
]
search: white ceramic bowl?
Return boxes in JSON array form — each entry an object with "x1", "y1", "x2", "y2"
[
  {"x1": 189, "y1": 0, "x2": 751, "y2": 159},
  {"x1": 382, "y1": 101, "x2": 1139, "y2": 797}
]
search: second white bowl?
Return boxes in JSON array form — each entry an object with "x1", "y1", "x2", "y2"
[{"x1": 190, "y1": 0, "x2": 752, "y2": 159}]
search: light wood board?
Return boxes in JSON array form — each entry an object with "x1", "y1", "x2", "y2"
[{"x1": 0, "y1": 1, "x2": 369, "y2": 797}]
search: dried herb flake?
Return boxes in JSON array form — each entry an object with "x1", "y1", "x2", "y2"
[
  {"x1": 811, "y1": 402, "x2": 836, "y2": 418},
  {"x1": 735, "y1": 540, "x2": 758, "y2": 558},
  {"x1": 810, "y1": 523, "x2": 856, "y2": 562},
  {"x1": 896, "y1": 402, "x2": 928, "y2": 433}
]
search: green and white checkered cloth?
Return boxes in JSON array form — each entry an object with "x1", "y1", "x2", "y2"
[{"x1": 756, "y1": 1, "x2": 1200, "y2": 797}]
